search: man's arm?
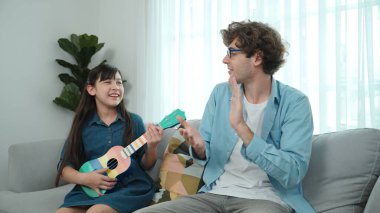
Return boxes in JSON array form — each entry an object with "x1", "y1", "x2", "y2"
[{"x1": 242, "y1": 95, "x2": 313, "y2": 189}]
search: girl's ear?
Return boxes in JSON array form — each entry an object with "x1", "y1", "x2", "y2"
[{"x1": 86, "y1": 85, "x2": 96, "y2": 96}]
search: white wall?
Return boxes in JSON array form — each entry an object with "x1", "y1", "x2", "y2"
[
  {"x1": 98, "y1": 0, "x2": 146, "y2": 113},
  {"x1": 0, "y1": 0, "x2": 144, "y2": 190}
]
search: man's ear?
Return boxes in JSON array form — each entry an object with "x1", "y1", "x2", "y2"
[
  {"x1": 251, "y1": 51, "x2": 263, "y2": 66},
  {"x1": 86, "y1": 85, "x2": 96, "y2": 96}
]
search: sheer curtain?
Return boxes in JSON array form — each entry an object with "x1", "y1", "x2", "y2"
[{"x1": 138, "y1": 0, "x2": 380, "y2": 134}]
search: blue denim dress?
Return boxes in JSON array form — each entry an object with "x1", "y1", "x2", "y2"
[{"x1": 59, "y1": 112, "x2": 155, "y2": 213}]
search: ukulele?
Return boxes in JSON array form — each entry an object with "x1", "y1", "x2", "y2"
[{"x1": 79, "y1": 109, "x2": 186, "y2": 197}]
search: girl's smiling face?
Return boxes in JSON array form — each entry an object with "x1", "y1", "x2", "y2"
[{"x1": 87, "y1": 72, "x2": 124, "y2": 110}]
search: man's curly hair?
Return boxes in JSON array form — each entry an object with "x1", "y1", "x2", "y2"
[{"x1": 221, "y1": 20, "x2": 287, "y2": 75}]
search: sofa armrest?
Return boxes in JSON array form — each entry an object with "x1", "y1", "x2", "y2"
[
  {"x1": 364, "y1": 177, "x2": 380, "y2": 213},
  {"x1": 7, "y1": 139, "x2": 65, "y2": 192}
]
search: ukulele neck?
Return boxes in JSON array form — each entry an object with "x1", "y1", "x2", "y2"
[{"x1": 121, "y1": 124, "x2": 162, "y2": 158}]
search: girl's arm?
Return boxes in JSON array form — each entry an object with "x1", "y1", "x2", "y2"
[
  {"x1": 141, "y1": 143, "x2": 159, "y2": 170},
  {"x1": 141, "y1": 123, "x2": 163, "y2": 170}
]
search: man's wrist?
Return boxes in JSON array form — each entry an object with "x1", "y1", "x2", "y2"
[{"x1": 235, "y1": 123, "x2": 254, "y2": 146}]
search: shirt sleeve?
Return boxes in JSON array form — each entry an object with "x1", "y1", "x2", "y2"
[
  {"x1": 56, "y1": 139, "x2": 74, "y2": 170},
  {"x1": 195, "y1": 85, "x2": 221, "y2": 164},
  {"x1": 241, "y1": 95, "x2": 314, "y2": 189}
]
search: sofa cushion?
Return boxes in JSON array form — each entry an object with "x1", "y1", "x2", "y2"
[
  {"x1": 152, "y1": 130, "x2": 204, "y2": 203},
  {"x1": 0, "y1": 184, "x2": 73, "y2": 213},
  {"x1": 303, "y1": 128, "x2": 380, "y2": 212}
]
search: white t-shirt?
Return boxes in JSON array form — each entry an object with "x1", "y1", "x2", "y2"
[{"x1": 210, "y1": 96, "x2": 288, "y2": 208}]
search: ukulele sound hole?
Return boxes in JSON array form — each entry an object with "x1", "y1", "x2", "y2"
[{"x1": 107, "y1": 158, "x2": 118, "y2": 170}]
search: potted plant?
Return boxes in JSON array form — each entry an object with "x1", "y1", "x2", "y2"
[{"x1": 53, "y1": 33, "x2": 106, "y2": 111}]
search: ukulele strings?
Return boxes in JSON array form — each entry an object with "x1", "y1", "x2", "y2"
[{"x1": 105, "y1": 135, "x2": 147, "y2": 169}]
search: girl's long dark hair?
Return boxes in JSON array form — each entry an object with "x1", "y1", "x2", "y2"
[{"x1": 55, "y1": 64, "x2": 133, "y2": 186}]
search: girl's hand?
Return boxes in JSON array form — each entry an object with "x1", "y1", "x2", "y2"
[
  {"x1": 80, "y1": 168, "x2": 117, "y2": 196},
  {"x1": 177, "y1": 116, "x2": 206, "y2": 159},
  {"x1": 145, "y1": 123, "x2": 164, "y2": 147},
  {"x1": 141, "y1": 124, "x2": 163, "y2": 170}
]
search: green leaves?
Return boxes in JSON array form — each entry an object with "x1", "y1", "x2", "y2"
[
  {"x1": 53, "y1": 83, "x2": 81, "y2": 111},
  {"x1": 57, "y1": 34, "x2": 105, "y2": 68},
  {"x1": 54, "y1": 33, "x2": 106, "y2": 112}
]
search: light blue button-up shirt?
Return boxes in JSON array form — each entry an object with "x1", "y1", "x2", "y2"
[{"x1": 196, "y1": 78, "x2": 315, "y2": 213}]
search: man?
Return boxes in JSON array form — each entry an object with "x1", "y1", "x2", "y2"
[{"x1": 136, "y1": 20, "x2": 315, "y2": 213}]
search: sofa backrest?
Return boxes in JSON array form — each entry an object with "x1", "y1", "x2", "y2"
[
  {"x1": 146, "y1": 127, "x2": 176, "y2": 182},
  {"x1": 152, "y1": 122, "x2": 380, "y2": 212},
  {"x1": 6, "y1": 121, "x2": 199, "y2": 193},
  {"x1": 8, "y1": 121, "x2": 380, "y2": 213},
  {"x1": 303, "y1": 128, "x2": 380, "y2": 212},
  {"x1": 7, "y1": 139, "x2": 65, "y2": 192}
]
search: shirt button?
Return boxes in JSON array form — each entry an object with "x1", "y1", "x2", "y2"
[{"x1": 108, "y1": 141, "x2": 111, "y2": 144}]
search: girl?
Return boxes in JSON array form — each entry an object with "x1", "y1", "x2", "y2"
[{"x1": 55, "y1": 64, "x2": 163, "y2": 213}]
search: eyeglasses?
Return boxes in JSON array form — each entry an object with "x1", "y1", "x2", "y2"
[{"x1": 227, "y1": 48, "x2": 242, "y2": 58}]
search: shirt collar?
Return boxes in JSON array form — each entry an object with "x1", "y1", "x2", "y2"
[
  {"x1": 239, "y1": 76, "x2": 279, "y2": 103},
  {"x1": 87, "y1": 110, "x2": 125, "y2": 126},
  {"x1": 270, "y1": 77, "x2": 280, "y2": 104}
]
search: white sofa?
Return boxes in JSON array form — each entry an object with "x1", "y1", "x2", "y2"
[{"x1": 1, "y1": 120, "x2": 379, "y2": 213}]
